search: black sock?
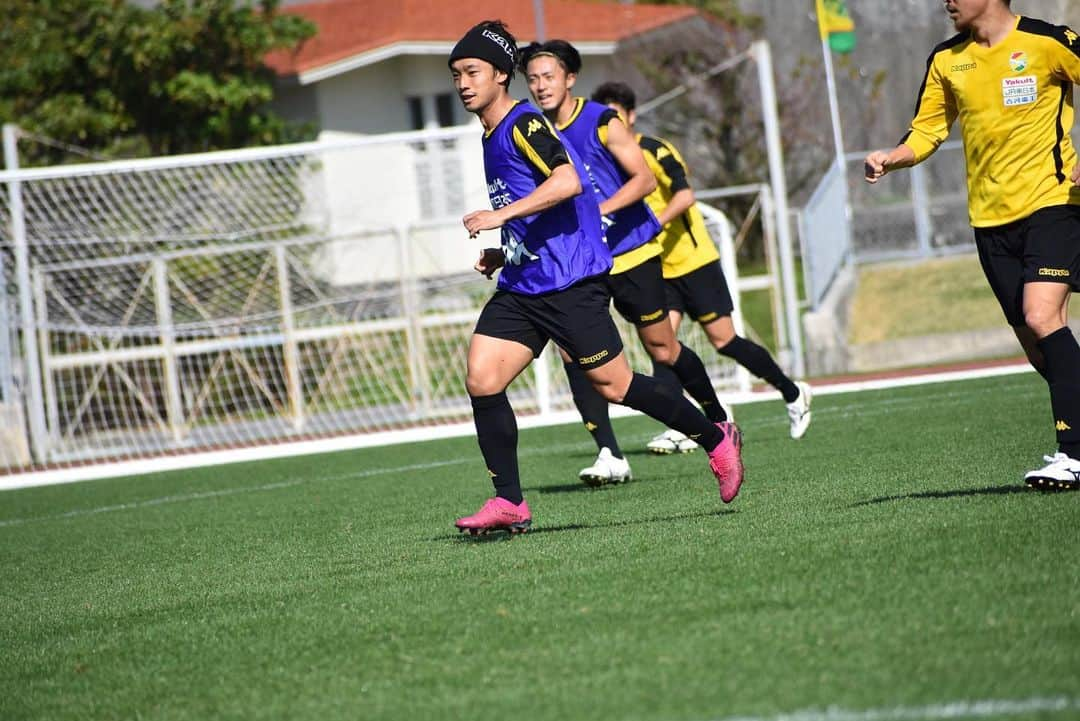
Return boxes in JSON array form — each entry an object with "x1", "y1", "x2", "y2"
[
  {"x1": 565, "y1": 362, "x2": 622, "y2": 457},
  {"x1": 667, "y1": 343, "x2": 726, "y2": 422},
  {"x1": 651, "y1": 356, "x2": 682, "y2": 395},
  {"x1": 471, "y1": 392, "x2": 522, "y2": 504},
  {"x1": 1037, "y1": 327, "x2": 1080, "y2": 459},
  {"x1": 620, "y1": 373, "x2": 723, "y2": 452},
  {"x1": 719, "y1": 336, "x2": 799, "y2": 403}
]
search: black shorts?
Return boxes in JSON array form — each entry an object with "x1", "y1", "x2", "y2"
[
  {"x1": 974, "y1": 204, "x2": 1080, "y2": 327},
  {"x1": 474, "y1": 276, "x2": 624, "y2": 370},
  {"x1": 608, "y1": 256, "x2": 669, "y2": 327},
  {"x1": 664, "y1": 260, "x2": 735, "y2": 323}
]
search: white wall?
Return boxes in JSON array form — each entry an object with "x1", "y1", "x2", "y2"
[{"x1": 315, "y1": 59, "x2": 409, "y2": 134}]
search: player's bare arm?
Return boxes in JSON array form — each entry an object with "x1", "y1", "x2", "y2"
[
  {"x1": 864, "y1": 145, "x2": 917, "y2": 184},
  {"x1": 656, "y1": 188, "x2": 696, "y2": 227},
  {"x1": 597, "y1": 116, "x2": 656, "y2": 216},
  {"x1": 462, "y1": 163, "x2": 582, "y2": 237}
]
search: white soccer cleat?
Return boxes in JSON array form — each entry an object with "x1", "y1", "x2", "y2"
[
  {"x1": 646, "y1": 429, "x2": 698, "y2": 455},
  {"x1": 787, "y1": 381, "x2": 813, "y2": 440},
  {"x1": 1024, "y1": 452, "x2": 1080, "y2": 491},
  {"x1": 579, "y1": 447, "x2": 633, "y2": 486}
]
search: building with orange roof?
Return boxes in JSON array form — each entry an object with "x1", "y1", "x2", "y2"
[{"x1": 266, "y1": 0, "x2": 706, "y2": 135}]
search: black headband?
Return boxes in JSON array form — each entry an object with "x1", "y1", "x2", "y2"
[{"x1": 448, "y1": 25, "x2": 516, "y2": 75}]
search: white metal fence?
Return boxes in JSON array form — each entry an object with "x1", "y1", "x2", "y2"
[
  {"x1": 0, "y1": 124, "x2": 753, "y2": 473},
  {"x1": 796, "y1": 141, "x2": 969, "y2": 310}
]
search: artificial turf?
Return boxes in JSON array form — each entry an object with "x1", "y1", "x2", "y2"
[{"x1": 1, "y1": 372, "x2": 1078, "y2": 721}]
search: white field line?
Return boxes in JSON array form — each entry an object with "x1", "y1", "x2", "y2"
[
  {"x1": 0, "y1": 362, "x2": 1036, "y2": 492},
  {"x1": 0, "y1": 440, "x2": 597, "y2": 529},
  {"x1": 707, "y1": 695, "x2": 1079, "y2": 721},
  {"x1": 0, "y1": 458, "x2": 467, "y2": 528},
  {"x1": 0, "y1": 373, "x2": 1040, "y2": 529}
]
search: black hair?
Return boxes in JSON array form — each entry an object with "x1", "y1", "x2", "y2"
[
  {"x1": 518, "y1": 39, "x2": 582, "y2": 75},
  {"x1": 591, "y1": 81, "x2": 636, "y2": 111}
]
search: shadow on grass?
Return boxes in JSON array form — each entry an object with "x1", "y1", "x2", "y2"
[
  {"x1": 434, "y1": 507, "x2": 735, "y2": 543},
  {"x1": 851, "y1": 484, "x2": 1033, "y2": 506}
]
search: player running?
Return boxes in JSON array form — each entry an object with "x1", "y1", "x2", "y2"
[
  {"x1": 449, "y1": 21, "x2": 745, "y2": 534},
  {"x1": 520, "y1": 39, "x2": 739, "y2": 486},
  {"x1": 592, "y1": 81, "x2": 812, "y2": 454}
]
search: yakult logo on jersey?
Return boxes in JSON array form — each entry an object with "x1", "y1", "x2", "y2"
[
  {"x1": 488, "y1": 177, "x2": 512, "y2": 209},
  {"x1": 1008, "y1": 51, "x2": 1028, "y2": 73},
  {"x1": 1002, "y1": 75, "x2": 1037, "y2": 107}
]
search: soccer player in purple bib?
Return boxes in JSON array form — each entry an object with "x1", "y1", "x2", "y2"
[
  {"x1": 520, "y1": 39, "x2": 740, "y2": 487},
  {"x1": 448, "y1": 21, "x2": 745, "y2": 534},
  {"x1": 864, "y1": 0, "x2": 1080, "y2": 490}
]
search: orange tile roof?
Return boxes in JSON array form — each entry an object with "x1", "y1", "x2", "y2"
[{"x1": 266, "y1": 0, "x2": 702, "y2": 78}]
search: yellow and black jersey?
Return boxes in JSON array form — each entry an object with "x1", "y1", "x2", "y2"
[
  {"x1": 901, "y1": 16, "x2": 1080, "y2": 227},
  {"x1": 637, "y1": 134, "x2": 720, "y2": 278}
]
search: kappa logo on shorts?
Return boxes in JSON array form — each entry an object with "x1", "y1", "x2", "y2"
[
  {"x1": 579, "y1": 349, "x2": 609, "y2": 365},
  {"x1": 1057, "y1": 420, "x2": 1072, "y2": 431},
  {"x1": 1038, "y1": 267, "x2": 1070, "y2": 277}
]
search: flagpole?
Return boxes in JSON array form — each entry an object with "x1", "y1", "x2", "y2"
[{"x1": 819, "y1": 32, "x2": 846, "y2": 166}]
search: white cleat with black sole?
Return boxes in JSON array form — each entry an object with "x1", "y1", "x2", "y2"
[
  {"x1": 579, "y1": 447, "x2": 632, "y2": 487},
  {"x1": 1024, "y1": 452, "x2": 1080, "y2": 491},
  {"x1": 787, "y1": 381, "x2": 813, "y2": 440},
  {"x1": 647, "y1": 402, "x2": 733, "y2": 454}
]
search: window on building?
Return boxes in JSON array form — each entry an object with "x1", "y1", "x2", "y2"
[{"x1": 408, "y1": 93, "x2": 464, "y2": 219}]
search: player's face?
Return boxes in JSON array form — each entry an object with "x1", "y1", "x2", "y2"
[
  {"x1": 526, "y1": 55, "x2": 573, "y2": 112},
  {"x1": 451, "y1": 59, "x2": 507, "y2": 114},
  {"x1": 943, "y1": 0, "x2": 995, "y2": 31}
]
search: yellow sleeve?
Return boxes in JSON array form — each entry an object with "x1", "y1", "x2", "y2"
[
  {"x1": 1049, "y1": 25, "x2": 1080, "y2": 83},
  {"x1": 901, "y1": 51, "x2": 957, "y2": 164}
]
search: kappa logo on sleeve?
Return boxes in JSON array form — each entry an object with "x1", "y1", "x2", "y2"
[
  {"x1": 1065, "y1": 28, "x2": 1078, "y2": 46},
  {"x1": 526, "y1": 118, "x2": 543, "y2": 136}
]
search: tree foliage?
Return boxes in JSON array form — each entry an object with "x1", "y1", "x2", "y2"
[{"x1": 0, "y1": 0, "x2": 315, "y2": 163}]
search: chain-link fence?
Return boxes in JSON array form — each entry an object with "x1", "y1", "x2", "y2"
[{"x1": 845, "y1": 141, "x2": 971, "y2": 262}]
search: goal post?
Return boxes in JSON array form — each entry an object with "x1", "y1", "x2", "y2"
[{"x1": 0, "y1": 119, "x2": 753, "y2": 477}]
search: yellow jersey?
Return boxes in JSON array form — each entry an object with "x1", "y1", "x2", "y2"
[
  {"x1": 637, "y1": 134, "x2": 720, "y2": 278},
  {"x1": 901, "y1": 16, "x2": 1080, "y2": 227}
]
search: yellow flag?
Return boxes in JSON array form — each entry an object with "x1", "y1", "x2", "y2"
[{"x1": 816, "y1": 0, "x2": 856, "y2": 53}]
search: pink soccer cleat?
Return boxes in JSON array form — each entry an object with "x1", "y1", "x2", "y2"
[
  {"x1": 707, "y1": 421, "x2": 744, "y2": 503},
  {"x1": 455, "y1": 497, "x2": 532, "y2": 535}
]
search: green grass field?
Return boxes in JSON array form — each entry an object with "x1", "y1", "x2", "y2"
[{"x1": 2, "y1": 373, "x2": 1078, "y2": 721}]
